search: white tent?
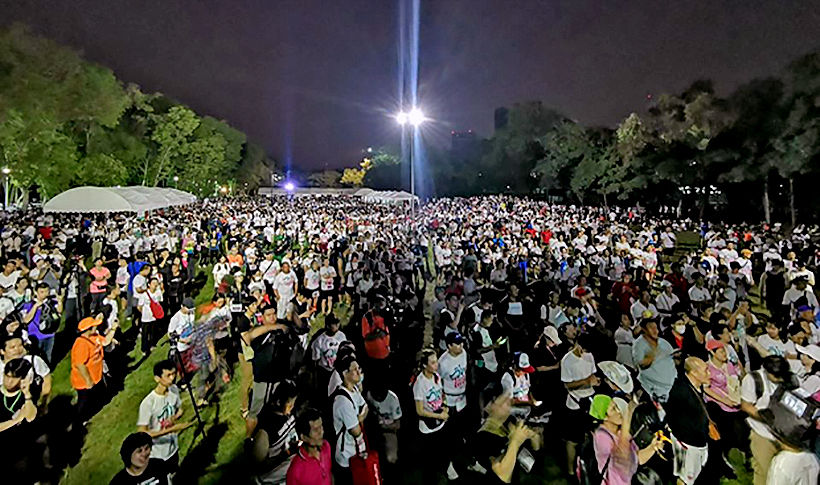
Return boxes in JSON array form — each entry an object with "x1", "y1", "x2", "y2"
[
  {"x1": 43, "y1": 186, "x2": 197, "y2": 214},
  {"x1": 360, "y1": 189, "x2": 417, "y2": 205}
]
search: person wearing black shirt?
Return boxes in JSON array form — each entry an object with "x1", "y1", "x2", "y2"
[
  {"x1": 250, "y1": 380, "x2": 299, "y2": 483},
  {"x1": 760, "y1": 260, "x2": 787, "y2": 325},
  {"x1": 241, "y1": 305, "x2": 290, "y2": 432},
  {"x1": 665, "y1": 357, "x2": 711, "y2": 485},
  {"x1": 110, "y1": 432, "x2": 169, "y2": 485},
  {"x1": 468, "y1": 382, "x2": 540, "y2": 484}
]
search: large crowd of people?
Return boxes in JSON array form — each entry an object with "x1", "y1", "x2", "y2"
[{"x1": 1, "y1": 194, "x2": 819, "y2": 484}]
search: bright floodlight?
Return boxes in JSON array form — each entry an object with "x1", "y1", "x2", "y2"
[
  {"x1": 396, "y1": 112, "x2": 408, "y2": 125},
  {"x1": 1, "y1": 167, "x2": 10, "y2": 175},
  {"x1": 408, "y1": 107, "x2": 425, "y2": 126},
  {"x1": 173, "y1": 176, "x2": 179, "y2": 182},
  {"x1": 284, "y1": 182, "x2": 295, "y2": 192}
]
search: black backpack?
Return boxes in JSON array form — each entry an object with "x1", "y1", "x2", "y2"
[
  {"x1": 37, "y1": 300, "x2": 61, "y2": 335},
  {"x1": 759, "y1": 384, "x2": 820, "y2": 449},
  {"x1": 576, "y1": 429, "x2": 611, "y2": 485}
]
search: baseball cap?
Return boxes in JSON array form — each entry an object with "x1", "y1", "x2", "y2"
[
  {"x1": 597, "y1": 360, "x2": 634, "y2": 393},
  {"x1": 796, "y1": 344, "x2": 820, "y2": 363},
  {"x1": 78, "y1": 316, "x2": 103, "y2": 332},
  {"x1": 706, "y1": 339, "x2": 724, "y2": 351},
  {"x1": 515, "y1": 352, "x2": 535, "y2": 373},
  {"x1": 661, "y1": 280, "x2": 672, "y2": 288},
  {"x1": 797, "y1": 305, "x2": 813, "y2": 313},
  {"x1": 445, "y1": 332, "x2": 465, "y2": 346},
  {"x1": 182, "y1": 297, "x2": 195, "y2": 310},
  {"x1": 542, "y1": 325, "x2": 562, "y2": 345}
]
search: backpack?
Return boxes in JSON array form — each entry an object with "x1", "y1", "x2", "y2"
[
  {"x1": 329, "y1": 387, "x2": 357, "y2": 451},
  {"x1": 759, "y1": 384, "x2": 820, "y2": 448},
  {"x1": 37, "y1": 300, "x2": 61, "y2": 334},
  {"x1": 576, "y1": 429, "x2": 611, "y2": 485}
]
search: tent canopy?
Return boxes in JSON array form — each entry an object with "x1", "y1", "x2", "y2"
[
  {"x1": 43, "y1": 186, "x2": 197, "y2": 213},
  {"x1": 359, "y1": 189, "x2": 417, "y2": 204}
]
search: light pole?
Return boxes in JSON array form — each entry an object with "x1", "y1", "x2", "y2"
[
  {"x1": 396, "y1": 107, "x2": 425, "y2": 215},
  {"x1": 2, "y1": 167, "x2": 10, "y2": 211},
  {"x1": 173, "y1": 175, "x2": 179, "y2": 188}
]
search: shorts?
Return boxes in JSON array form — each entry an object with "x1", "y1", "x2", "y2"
[
  {"x1": 320, "y1": 289, "x2": 336, "y2": 300},
  {"x1": 303, "y1": 287, "x2": 319, "y2": 299},
  {"x1": 671, "y1": 434, "x2": 708, "y2": 485}
]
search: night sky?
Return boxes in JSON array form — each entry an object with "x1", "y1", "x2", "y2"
[{"x1": 2, "y1": 0, "x2": 818, "y2": 171}]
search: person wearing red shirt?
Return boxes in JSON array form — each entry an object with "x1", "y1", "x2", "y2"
[
  {"x1": 286, "y1": 408, "x2": 332, "y2": 485},
  {"x1": 663, "y1": 263, "x2": 690, "y2": 303},
  {"x1": 610, "y1": 273, "x2": 639, "y2": 315}
]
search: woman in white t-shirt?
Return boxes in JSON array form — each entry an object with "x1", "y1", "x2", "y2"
[
  {"x1": 138, "y1": 277, "x2": 164, "y2": 353},
  {"x1": 412, "y1": 349, "x2": 449, "y2": 481}
]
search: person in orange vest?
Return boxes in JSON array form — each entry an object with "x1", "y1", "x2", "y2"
[{"x1": 71, "y1": 315, "x2": 118, "y2": 426}]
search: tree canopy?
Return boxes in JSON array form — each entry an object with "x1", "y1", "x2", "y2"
[{"x1": 0, "y1": 24, "x2": 275, "y2": 201}]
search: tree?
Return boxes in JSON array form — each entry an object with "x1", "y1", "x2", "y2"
[
  {"x1": 481, "y1": 102, "x2": 566, "y2": 193},
  {"x1": 340, "y1": 168, "x2": 366, "y2": 187},
  {"x1": 721, "y1": 78, "x2": 786, "y2": 222},
  {"x1": 76, "y1": 153, "x2": 128, "y2": 186},
  {"x1": 307, "y1": 170, "x2": 342, "y2": 187},
  {"x1": 772, "y1": 52, "x2": 820, "y2": 226},
  {"x1": 145, "y1": 106, "x2": 200, "y2": 186}
]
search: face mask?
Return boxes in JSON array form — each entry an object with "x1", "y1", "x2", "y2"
[{"x1": 675, "y1": 324, "x2": 686, "y2": 335}]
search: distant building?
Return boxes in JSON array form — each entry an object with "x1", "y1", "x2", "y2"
[{"x1": 494, "y1": 107, "x2": 509, "y2": 131}]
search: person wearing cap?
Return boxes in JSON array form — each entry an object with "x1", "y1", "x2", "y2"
[
  {"x1": 530, "y1": 325, "x2": 564, "y2": 407},
  {"x1": 632, "y1": 319, "x2": 678, "y2": 402},
  {"x1": 591, "y1": 395, "x2": 664, "y2": 485},
  {"x1": 501, "y1": 352, "x2": 540, "y2": 418},
  {"x1": 110, "y1": 432, "x2": 170, "y2": 485},
  {"x1": 71, "y1": 314, "x2": 118, "y2": 425},
  {"x1": 655, "y1": 280, "x2": 681, "y2": 324},
  {"x1": 597, "y1": 361, "x2": 634, "y2": 399},
  {"x1": 688, "y1": 273, "x2": 712, "y2": 309},
  {"x1": 703, "y1": 339, "x2": 746, "y2": 465},
  {"x1": 167, "y1": 297, "x2": 197, "y2": 355},
  {"x1": 740, "y1": 355, "x2": 794, "y2": 485},
  {"x1": 665, "y1": 357, "x2": 712, "y2": 485},
  {"x1": 792, "y1": 344, "x2": 820, "y2": 395}
]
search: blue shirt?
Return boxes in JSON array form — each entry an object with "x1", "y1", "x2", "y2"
[{"x1": 632, "y1": 335, "x2": 678, "y2": 401}]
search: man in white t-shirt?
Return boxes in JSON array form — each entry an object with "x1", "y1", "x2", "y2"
[
  {"x1": 366, "y1": 383, "x2": 402, "y2": 465},
  {"x1": 560, "y1": 334, "x2": 598, "y2": 475},
  {"x1": 137, "y1": 359, "x2": 192, "y2": 470},
  {"x1": 331, "y1": 355, "x2": 368, "y2": 482},
  {"x1": 438, "y1": 331, "x2": 469, "y2": 473},
  {"x1": 740, "y1": 356, "x2": 792, "y2": 485},
  {"x1": 167, "y1": 298, "x2": 196, "y2": 353}
]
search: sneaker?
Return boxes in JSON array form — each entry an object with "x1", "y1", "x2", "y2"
[
  {"x1": 446, "y1": 462, "x2": 459, "y2": 480},
  {"x1": 467, "y1": 461, "x2": 487, "y2": 475}
]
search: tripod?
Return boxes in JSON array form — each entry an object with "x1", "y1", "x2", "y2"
[{"x1": 168, "y1": 335, "x2": 207, "y2": 450}]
